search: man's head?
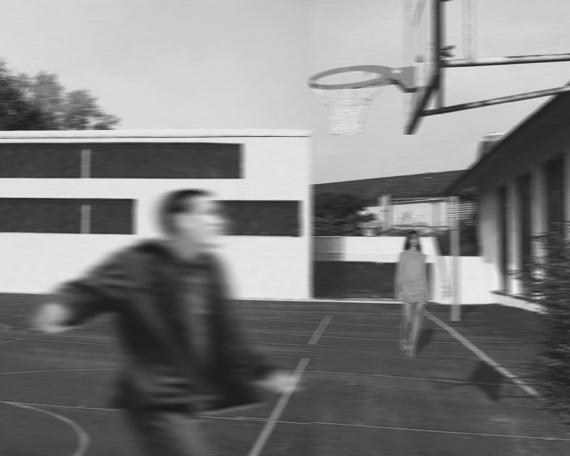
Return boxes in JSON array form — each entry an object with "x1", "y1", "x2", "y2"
[{"x1": 159, "y1": 189, "x2": 226, "y2": 250}]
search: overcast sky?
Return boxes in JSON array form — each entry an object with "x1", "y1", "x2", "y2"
[{"x1": 1, "y1": 0, "x2": 569, "y2": 183}]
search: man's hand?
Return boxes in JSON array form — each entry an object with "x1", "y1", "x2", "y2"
[
  {"x1": 31, "y1": 303, "x2": 72, "y2": 334},
  {"x1": 255, "y1": 371, "x2": 301, "y2": 395}
]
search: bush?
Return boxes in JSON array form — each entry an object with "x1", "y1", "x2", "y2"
[{"x1": 521, "y1": 226, "x2": 570, "y2": 420}]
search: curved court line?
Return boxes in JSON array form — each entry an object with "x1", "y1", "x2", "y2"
[
  {"x1": 425, "y1": 311, "x2": 540, "y2": 398},
  {"x1": 1, "y1": 400, "x2": 91, "y2": 456}
]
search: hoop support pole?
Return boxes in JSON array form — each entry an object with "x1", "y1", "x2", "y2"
[
  {"x1": 423, "y1": 85, "x2": 570, "y2": 116},
  {"x1": 443, "y1": 53, "x2": 570, "y2": 68}
]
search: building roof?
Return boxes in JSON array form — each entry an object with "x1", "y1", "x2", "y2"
[
  {"x1": 314, "y1": 170, "x2": 465, "y2": 204},
  {"x1": 0, "y1": 129, "x2": 311, "y2": 142},
  {"x1": 447, "y1": 90, "x2": 570, "y2": 195}
]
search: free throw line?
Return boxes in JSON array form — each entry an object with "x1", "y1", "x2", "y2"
[
  {"x1": 247, "y1": 357, "x2": 309, "y2": 456},
  {"x1": 425, "y1": 311, "x2": 540, "y2": 397},
  {"x1": 308, "y1": 315, "x2": 333, "y2": 345}
]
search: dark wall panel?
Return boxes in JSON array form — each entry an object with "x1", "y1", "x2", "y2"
[
  {"x1": 0, "y1": 198, "x2": 80, "y2": 233},
  {"x1": 88, "y1": 199, "x2": 135, "y2": 234},
  {"x1": 90, "y1": 143, "x2": 242, "y2": 178},
  {"x1": 314, "y1": 261, "x2": 434, "y2": 300},
  {"x1": 224, "y1": 201, "x2": 301, "y2": 236},
  {"x1": 0, "y1": 144, "x2": 81, "y2": 178},
  {"x1": 0, "y1": 198, "x2": 301, "y2": 236},
  {"x1": 0, "y1": 198, "x2": 134, "y2": 234}
]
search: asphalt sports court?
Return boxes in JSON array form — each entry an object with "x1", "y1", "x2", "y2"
[{"x1": 1, "y1": 295, "x2": 569, "y2": 456}]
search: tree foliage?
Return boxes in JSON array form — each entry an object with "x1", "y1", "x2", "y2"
[
  {"x1": 0, "y1": 61, "x2": 46, "y2": 130},
  {"x1": 521, "y1": 225, "x2": 570, "y2": 421},
  {"x1": 314, "y1": 192, "x2": 368, "y2": 236},
  {"x1": 0, "y1": 59, "x2": 120, "y2": 130}
]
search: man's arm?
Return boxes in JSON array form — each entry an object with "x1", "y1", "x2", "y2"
[
  {"x1": 211, "y1": 258, "x2": 300, "y2": 394},
  {"x1": 31, "y1": 249, "x2": 132, "y2": 334}
]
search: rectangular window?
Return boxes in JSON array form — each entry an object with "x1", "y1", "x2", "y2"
[
  {"x1": 545, "y1": 156, "x2": 565, "y2": 234},
  {"x1": 0, "y1": 144, "x2": 81, "y2": 178},
  {"x1": 223, "y1": 201, "x2": 301, "y2": 236},
  {"x1": 90, "y1": 143, "x2": 242, "y2": 178},
  {"x1": 0, "y1": 198, "x2": 134, "y2": 234}
]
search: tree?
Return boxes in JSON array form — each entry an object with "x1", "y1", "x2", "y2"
[
  {"x1": 0, "y1": 59, "x2": 120, "y2": 130},
  {"x1": 0, "y1": 61, "x2": 49, "y2": 130},
  {"x1": 314, "y1": 192, "x2": 368, "y2": 236}
]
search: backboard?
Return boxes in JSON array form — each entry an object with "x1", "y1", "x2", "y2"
[{"x1": 404, "y1": 0, "x2": 443, "y2": 134}]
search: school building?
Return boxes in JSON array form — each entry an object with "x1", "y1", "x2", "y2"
[
  {"x1": 447, "y1": 92, "x2": 570, "y2": 311},
  {"x1": 0, "y1": 130, "x2": 312, "y2": 300}
]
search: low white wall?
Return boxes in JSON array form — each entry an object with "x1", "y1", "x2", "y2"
[
  {"x1": 314, "y1": 236, "x2": 495, "y2": 304},
  {"x1": 0, "y1": 234, "x2": 310, "y2": 300}
]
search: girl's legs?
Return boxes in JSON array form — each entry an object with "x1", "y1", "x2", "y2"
[
  {"x1": 407, "y1": 301, "x2": 426, "y2": 357},
  {"x1": 400, "y1": 302, "x2": 412, "y2": 351}
]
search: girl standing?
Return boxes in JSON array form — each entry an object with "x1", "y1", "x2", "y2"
[{"x1": 395, "y1": 231, "x2": 429, "y2": 357}]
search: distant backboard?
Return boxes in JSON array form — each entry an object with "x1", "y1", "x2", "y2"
[{"x1": 404, "y1": 0, "x2": 443, "y2": 134}]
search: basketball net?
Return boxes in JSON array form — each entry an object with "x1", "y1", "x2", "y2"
[{"x1": 311, "y1": 71, "x2": 384, "y2": 135}]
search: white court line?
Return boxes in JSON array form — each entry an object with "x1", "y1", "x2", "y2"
[
  {"x1": 425, "y1": 311, "x2": 540, "y2": 398},
  {"x1": 304, "y1": 369, "x2": 519, "y2": 386},
  {"x1": 247, "y1": 357, "x2": 310, "y2": 456},
  {"x1": 0, "y1": 367, "x2": 117, "y2": 376},
  {"x1": 1, "y1": 400, "x2": 91, "y2": 456},
  {"x1": 10, "y1": 400, "x2": 569, "y2": 443},
  {"x1": 308, "y1": 315, "x2": 333, "y2": 345},
  {"x1": 1, "y1": 400, "x2": 119, "y2": 413},
  {"x1": 247, "y1": 314, "x2": 332, "y2": 456},
  {"x1": 212, "y1": 415, "x2": 570, "y2": 442},
  {"x1": 308, "y1": 419, "x2": 570, "y2": 441}
]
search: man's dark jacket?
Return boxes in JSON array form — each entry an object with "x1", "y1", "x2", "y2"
[{"x1": 57, "y1": 240, "x2": 274, "y2": 412}]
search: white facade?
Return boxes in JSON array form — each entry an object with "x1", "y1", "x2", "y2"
[
  {"x1": 0, "y1": 130, "x2": 312, "y2": 300},
  {"x1": 477, "y1": 148, "x2": 568, "y2": 311}
]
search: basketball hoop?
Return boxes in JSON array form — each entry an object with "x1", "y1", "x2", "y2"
[{"x1": 308, "y1": 65, "x2": 396, "y2": 135}]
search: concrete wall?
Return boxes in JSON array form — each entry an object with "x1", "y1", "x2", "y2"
[
  {"x1": 314, "y1": 236, "x2": 494, "y2": 304},
  {"x1": 0, "y1": 130, "x2": 312, "y2": 300}
]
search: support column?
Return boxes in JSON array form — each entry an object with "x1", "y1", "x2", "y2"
[
  {"x1": 507, "y1": 180, "x2": 521, "y2": 295},
  {"x1": 531, "y1": 166, "x2": 547, "y2": 256},
  {"x1": 449, "y1": 196, "x2": 461, "y2": 321}
]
